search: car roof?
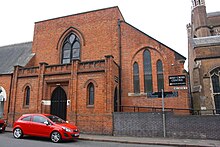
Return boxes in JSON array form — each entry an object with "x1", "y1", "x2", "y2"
[{"x1": 21, "y1": 113, "x2": 52, "y2": 117}]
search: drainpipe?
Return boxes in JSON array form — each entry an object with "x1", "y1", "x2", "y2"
[
  {"x1": 12, "y1": 65, "x2": 19, "y2": 124},
  {"x1": 117, "y1": 19, "x2": 122, "y2": 111},
  {"x1": 7, "y1": 73, "x2": 13, "y2": 121}
]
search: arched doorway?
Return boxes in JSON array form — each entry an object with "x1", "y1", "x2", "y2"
[
  {"x1": 0, "y1": 86, "x2": 6, "y2": 118},
  {"x1": 50, "y1": 86, "x2": 67, "y2": 120}
]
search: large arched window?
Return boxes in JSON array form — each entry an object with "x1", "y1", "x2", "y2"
[
  {"x1": 157, "y1": 60, "x2": 164, "y2": 92},
  {"x1": 88, "y1": 83, "x2": 94, "y2": 106},
  {"x1": 133, "y1": 62, "x2": 140, "y2": 93},
  {"x1": 143, "y1": 49, "x2": 153, "y2": 92},
  {"x1": 62, "y1": 33, "x2": 81, "y2": 64},
  {"x1": 210, "y1": 67, "x2": 220, "y2": 114},
  {"x1": 24, "y1": 86, "x2": 30, "y2": 107}
]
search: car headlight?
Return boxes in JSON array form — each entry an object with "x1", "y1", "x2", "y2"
[{"x1": 62, "y1": 127, "x2": 71, "y2": 132}]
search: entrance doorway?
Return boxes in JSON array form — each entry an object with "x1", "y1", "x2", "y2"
[
  {"x1": 0, "y1": 102, "x2": 4, "y2": 117},
  {"x1": 214, "y1": 95, "x2": 220, "y2": 114},
  {"x1": 50, "y1": 86, "x2": 67, "y2": 120},
  {"x1": 0, "y1": 86, "x2": 6, "y2": 118}
]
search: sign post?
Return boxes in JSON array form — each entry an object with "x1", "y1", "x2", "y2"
[{"x1": 162, "y1": 89, "x2": 166, "y2": 138}]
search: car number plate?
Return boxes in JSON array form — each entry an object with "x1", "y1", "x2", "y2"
[{"x1": 74, "y1": 133, "x2": 79, "y2": 136}]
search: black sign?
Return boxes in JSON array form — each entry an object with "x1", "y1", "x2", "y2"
[
  {"x1": 147, "y1": 91, "x2": 178, "y2": 98},
  {"x1": 169, "y1": 75, "x2": 186, "y2": 86}
]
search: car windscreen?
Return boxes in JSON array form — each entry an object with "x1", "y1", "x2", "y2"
[{"x1": 47, "y1": 115, "x2": 66, "y2": 124}]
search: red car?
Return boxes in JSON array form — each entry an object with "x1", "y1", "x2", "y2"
[
  {"x1": 13, "y1": 114, "x2": 80, "y2": 143},
  {"x1": 0, "y1": 118, "x2": 7, "y2": 132}
]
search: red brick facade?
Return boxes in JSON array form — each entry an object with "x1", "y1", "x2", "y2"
[{"x1": 0, "y1": 7, "x2": 189, "y2": 134}]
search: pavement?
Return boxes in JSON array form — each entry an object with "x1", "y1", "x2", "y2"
[{"x1": 5, "y1": 127, "x2": 220, "y2": 147}]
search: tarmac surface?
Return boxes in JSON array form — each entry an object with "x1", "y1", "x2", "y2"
[{"x1": 5, "y1": 127, "x2": 220, "y2": 147}]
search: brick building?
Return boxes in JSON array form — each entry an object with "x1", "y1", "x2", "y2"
[
  {"x1": 0, "y1": 7, "x2": 189, "y2": 134},
  {"x1": 187, "y1": 0, "x2": 220, "y2": 114}
]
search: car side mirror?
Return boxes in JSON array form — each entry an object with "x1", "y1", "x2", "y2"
[{"x1": 44, "y1": 121, "x2": 50, "y2": 125}]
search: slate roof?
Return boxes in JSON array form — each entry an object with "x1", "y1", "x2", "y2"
[
  {"x1": 192, "y1": 35, "x2": 220, "y2": 48},
  {"x1": 207, "y1": 11, "x2": 220, "y2": 17},
  {"x1": 0, "y1": 42, "x2": 34, "y2": 74}
]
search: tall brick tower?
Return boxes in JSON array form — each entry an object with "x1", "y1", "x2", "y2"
[
  {"x1": 191, "y1": 0, "x2": 210, "y2": 37},
  {"x1": 187, "y1": 0, "x2": 220, "y2": 114}
]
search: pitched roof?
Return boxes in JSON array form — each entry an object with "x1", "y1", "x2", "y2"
[
  {"x1": 35, "y1": 6, "x2": 124, "y2": 24},
  {"x1": 0, "y1": 42, "x2": 34, "y2": 75},
  {"x1": 122, "y1": 21, "x2": 186, "y2": 60},
  {"x1": 207, "y1": 11, "x2": 220, "y2": 17}
]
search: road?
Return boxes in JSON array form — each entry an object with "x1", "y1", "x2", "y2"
[{"x1": 0, "y1": 132, "x2": 174, "y2": 147}]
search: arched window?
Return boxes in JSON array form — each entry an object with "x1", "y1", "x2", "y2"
[
  {"x1": 62, "y1": 33, "x2": 81, "y2": 64},
  {"x1": 24, "y1": 86, "x2": 30, "y2": 106},
  {"x1": 157, "y1": 60, "x2": 164, "y2": 92},
  {"x1": 143, "y1": 49, "x2": 153, "y2": 92},
  {"x1": 88, "y1": 83, "x2": 94, "y2": 105},
  {"x1": 211, "y1": 67, "x2": 220, "y2": 114},
  {"x1": 133, "y1": 62, "x2": 140, "y2": 93},
  {"x1": 211, "y1": 74, "x2": 220, "y2": 93}
]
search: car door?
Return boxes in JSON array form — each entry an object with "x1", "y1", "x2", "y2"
[{"x1": 30, "y1": 115, "x2": 52, "y2": 137}]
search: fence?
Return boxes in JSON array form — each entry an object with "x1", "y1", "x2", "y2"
[
  {"x1": 113, "y1": 112, "x2": 220, "y2": 140},
  {"x1": 119, "y1": 105, "x2": 220, "y2": 115}
]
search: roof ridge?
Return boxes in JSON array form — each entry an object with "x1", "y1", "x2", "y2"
[
  {"x1": 35, "y1": 6, "x2": 122, "y2": 24},
  {"x1": 0, "y1": 41, "x2": 32, "y2": 48},
  {"x1": 121, "y1": 21, "x2": 186, "y2": 60}
]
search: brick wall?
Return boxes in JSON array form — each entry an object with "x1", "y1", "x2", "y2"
[
  {"x1": 114, "y1": 112, "x2": 163, "y2": 137},
  {"x1": 113, "y1": 112, "x2": 220, "y2": 140},
  {"x1": 32, "y1": 7, "x2": 123, "y2": 66},
  {"x1": 166, "y1": 113, "x2": 220, "y2": 139},
  {"x1": 7, "y1": 57, "x2": 117, "y2": 134},
  {"x1": 120, "y1": 22, "x2": 189, "y2": 110}
]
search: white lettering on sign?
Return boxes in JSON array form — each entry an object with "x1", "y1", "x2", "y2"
[
  {"x1": 169, "y1": 75, "x2": 186, "y2": 86},
  {"x1": 174, "y1": 87, "x2": 188, "y2": 90},
  {"x1": 41, "y1": 100, "x2": 51, "y2": 105}
]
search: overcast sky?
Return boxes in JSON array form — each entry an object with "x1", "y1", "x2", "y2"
[{"x1": 0, "y1": 0, "x2": 219, "y2": 69}]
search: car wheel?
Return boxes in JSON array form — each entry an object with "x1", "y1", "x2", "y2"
[
  {"x1": 50, "y1": 131, "x2": 61, "y2": 143},
  {"x1": 13, "y1": 128, "x2": 23, "y2": 139}
]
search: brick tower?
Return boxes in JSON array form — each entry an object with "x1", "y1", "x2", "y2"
[{"x1": 188, "y1": 0, "x2": 220, "y2": 114}]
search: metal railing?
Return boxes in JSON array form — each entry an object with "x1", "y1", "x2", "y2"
[{"x1": 118, "y1": 106, "x2": 220, "y2": 115}]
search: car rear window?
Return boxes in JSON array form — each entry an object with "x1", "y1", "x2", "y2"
[{"x1": 32, "y1": 116, "x2": 47, "y2": 124}]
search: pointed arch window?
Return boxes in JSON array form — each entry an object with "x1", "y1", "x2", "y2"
[
  {"x1": 211, "y1": 68, "x2": 220, "y2": 114},
  {"x1": 88, "y1": 83, "x2": 94, "y2": 105},
  {"x1": 133, "y1": 62, "x2": 140, "y2": 93},
  {"x1": 24, "y1": 86, "x2": 30, "y2": 106},
  {"x1": 143, "y1": 49, "x2": 153, "y2": 92},
  {"x1": 157, "y1": 60, "x2": 164, "y2": 92},
  {"x1": 211, "y1": 74, "x2": 220, "y2": 93},
  {"x1": 62, "y1": 33, "x2": 81, "y2": 64}
]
